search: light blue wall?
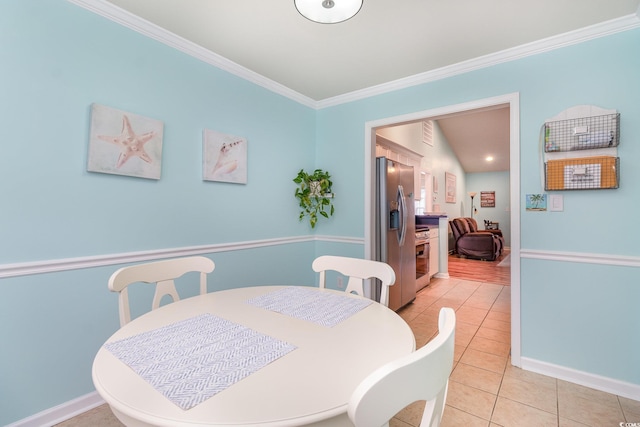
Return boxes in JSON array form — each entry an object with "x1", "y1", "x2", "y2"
[
  {"x1": 316, "y1": 28, "x2": 640, "y2": 389},
  {"x1": 522, "y1": 260, "x2": 640, "y2": 382},
  {"x1": 467, "y1": 172, "x2": 511, "y2": 247},
  {"x1": 0, "y1": 1, "x2": 318, "y2": 264},
  {"x1": 2, "y1": 1, "x2": 640, "y2": 424},
  {"x1": 0, "y1": 1, "x2": 324, "y2": 424}
]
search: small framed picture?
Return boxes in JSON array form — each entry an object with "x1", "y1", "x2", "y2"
[
  {"x1": 87, "y1": 103, "x2": 164, "y2": 180},
  {"x1": 445, "y1": 172, "x2": 456, "y2": 203},
  {"x1": 526, "y1": 194, "x2": 547, "y2": 211},
  {"x1": 203, "y1": 129, "x2": 248, "y2": 184}
]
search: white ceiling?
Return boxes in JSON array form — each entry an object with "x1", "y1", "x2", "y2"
[
  {"x1": 74, "y1": 0, "x2": 639, "y2": 172},
  {"x1": 96, "y1": 0, "x2": 639, "y2": 103}
]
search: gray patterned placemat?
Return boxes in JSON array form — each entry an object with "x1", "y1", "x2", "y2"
[
  {"x1": 104, "y1": 313, "x2": 296, "y2": 410},
  {"x1": 247, "y1": 287, "x2": 372, "y2": 327}
]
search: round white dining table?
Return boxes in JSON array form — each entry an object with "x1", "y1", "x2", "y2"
[{"x1": 93, "y1": 285, "x2": 415, "y2": 427}]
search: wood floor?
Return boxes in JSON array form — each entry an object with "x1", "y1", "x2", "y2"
[{"x1": 447, "y1": 249, "x2": 511, "y2": 286}]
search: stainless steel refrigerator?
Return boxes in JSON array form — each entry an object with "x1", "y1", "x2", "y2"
[{"x1": 375, "y1": 157, "x2": 416, "y2": 311}]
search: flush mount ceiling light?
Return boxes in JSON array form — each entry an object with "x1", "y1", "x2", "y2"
[{"x1": 294, "y1": 0, "x2": 363, "y2": 24}]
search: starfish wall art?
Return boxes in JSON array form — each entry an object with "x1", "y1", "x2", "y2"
[
  {"x1": 203, "y1": 129, "x2": 248, "y2": 184},
  {"x1": 87, "y1": 103, "x2": 164, "y2": 180}
]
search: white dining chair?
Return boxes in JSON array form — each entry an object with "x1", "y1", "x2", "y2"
[
  {"x1": 347, "y1": 307, "x2": 456, "y2": 427},
  {"x1": 312, "y1": 255, "x2": 395, "y2": 307},
  {"x1": 108, "y1": 256, "x2": 215, "y2": 327}
]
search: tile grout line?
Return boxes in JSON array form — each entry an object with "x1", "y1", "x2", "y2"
[
  {"x1": 405, "y1": 279, "x2": 517, "y2": 425},
  {"x1": 473, "y1": 283, "x2": 509, "y2": 425},
  {"x1": 556, "y1": 379, "x2": 561, "y2": 427},
  {"x1": 444, "y1": 279, "x2": 510, "y2": 424}
]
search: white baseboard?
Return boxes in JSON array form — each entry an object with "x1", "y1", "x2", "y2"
[
  {"x1": 521, "y1": 357, "x2": 640, "y2": 401},
  {"x1": 6, "y1": 392, "x2": 104, "y2": 427}
]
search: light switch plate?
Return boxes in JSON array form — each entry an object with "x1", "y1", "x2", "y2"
[{"x1": 549, "y1": 194, "x2": 563, "y2": 211}]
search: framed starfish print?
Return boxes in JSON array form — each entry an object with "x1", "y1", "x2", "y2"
[
  {"x1": 87, "y1": 103, "x2": 164, "y2": 180},
  {"x1": 203, "y1": 129, "x2": 248, "y2": 184}
]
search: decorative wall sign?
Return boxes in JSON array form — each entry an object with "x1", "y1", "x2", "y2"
[
  {"x1": 87, "y1": 103, "x2": 164, "y2": 180},
  {"x1": 203, "y1": 129, "x2": 247, "y2": 184},
  {"x1": 480, "y1": 191, "x2": 495, "y2": 207},
  {"x1": 445, "y1": 172, "x2": 456, "y2": 203}
]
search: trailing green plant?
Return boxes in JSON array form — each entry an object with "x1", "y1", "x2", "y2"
[{"x1": 293, "y1": 169, "x2": 335, "y2": 229}]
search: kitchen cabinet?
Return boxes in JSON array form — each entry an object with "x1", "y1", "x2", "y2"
[
  {"x1": 375, "y1": 136, "x2": 423, "y2": 200},
  {"x1": 416, "y1": 214, "x2": 450, "y2": 280},
  {"x1": 429, "y1": 228, "x2": 439, "y2": 278}
]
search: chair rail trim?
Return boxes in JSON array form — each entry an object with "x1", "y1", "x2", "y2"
[
  {"x1": 0, "y1": 235, "x2": 364, "y2": 279},
  {"x1": 4, "y1": 244, "x2": 637, "y2": 279},
  {"x1": 520, "y1": 249, "x2": 640, "y2": 268}
]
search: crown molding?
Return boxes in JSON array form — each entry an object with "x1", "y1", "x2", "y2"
[
  {"x1": 68, "y1": 1, "x2": 640, "y2": 110},
  {"x1": 318, "y1": 13, "x2": 640, "y2": 108},
  {"x1": 67, "y1": 0, "x2": 318, "y2": 109}
]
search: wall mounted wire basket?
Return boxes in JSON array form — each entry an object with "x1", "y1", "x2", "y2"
[
  {"x1": 545, "y1": 156, "x2": 619, "y2": 191},
  {"x1": 544, "y1": 113, "x2": 619, "y2": 153},
  {"x1": 542, "y1": 108, "x2": 620, "y2": 191}
]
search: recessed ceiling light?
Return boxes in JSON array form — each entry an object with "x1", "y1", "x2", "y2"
[{"x1": 486, "y1": 156, "x2": 494, "y2": 162}]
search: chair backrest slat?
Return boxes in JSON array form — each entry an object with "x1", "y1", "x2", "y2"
[
  {"x1": 108, "y1": 256, "x2": 215, "y2": 327},
  {"x1": 311, "y1": 255, "x2": 395, "y2": 307}
]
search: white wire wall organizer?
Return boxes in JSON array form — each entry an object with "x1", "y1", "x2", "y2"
[{"x1": 542, "y1": 106, "x2": 620, "y2": 191}]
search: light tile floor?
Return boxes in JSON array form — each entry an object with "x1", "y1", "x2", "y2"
[
  {"x1": 55, "y1": 405, "x2": 123, "y2": 427},
  {"x1": 391, "y1": 277, "x2": 640, "y2": 427},
  {"x1": 57, "y1": 277, "x2": 640, "y2": 426}
]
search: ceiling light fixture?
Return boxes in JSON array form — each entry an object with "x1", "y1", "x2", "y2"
[
  {"x1": 486, "y1": 156, "x2": 494, "y2": 162},
  {"x1": 294, "y1": 0, "x2": 363, "y2": 24}
]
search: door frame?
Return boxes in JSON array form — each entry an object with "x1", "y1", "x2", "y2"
[{"x1": 363, "y1": 92, "x2": 522, "y2": 366}]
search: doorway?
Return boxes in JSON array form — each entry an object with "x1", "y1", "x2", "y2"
[{"x1": 363, "y1": 93, "x2": 521, "y2": 366}]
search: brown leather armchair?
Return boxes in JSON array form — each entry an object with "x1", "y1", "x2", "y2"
[{"x1": 450, "y1": 217, "x2": 503, "y2": 261}]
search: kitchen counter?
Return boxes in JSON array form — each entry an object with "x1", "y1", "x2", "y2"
[{"x1": 415, "y1": 214, "x2": 449, "y2": 279}]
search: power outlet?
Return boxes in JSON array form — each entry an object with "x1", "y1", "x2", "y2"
[{"x1": 337, "y1": 276, "x2": 344, "y2": 289}]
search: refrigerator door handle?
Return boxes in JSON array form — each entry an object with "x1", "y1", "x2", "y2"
[{"x1": 397, "y1": 184, "x2": 407, "y2": 246}]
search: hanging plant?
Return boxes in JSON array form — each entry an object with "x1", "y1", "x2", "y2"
[{"x1": 293, "y1": 169, "x2": 335, "y2": 228}]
